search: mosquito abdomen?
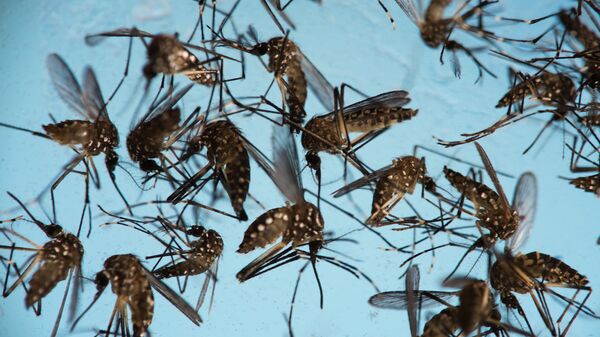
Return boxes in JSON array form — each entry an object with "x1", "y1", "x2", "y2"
[
  {"x1": 238, "y1": 207, "x2": 290, "y2": 253},
  {"x1": 43, "y1": 120, "x2": 94, "y2": 147},
  {"x1": 422, "y1": 307, "x2": 459, "y2": 337},
  {"x1": 569, "y1": 174, "x2": 599, "y2": 196},
  {"x1": 344, "y1": 107, "x2": 418, "y2": 133},
  {"x1": 519, "y1": 252, "x2": 589, "y2": 287}
]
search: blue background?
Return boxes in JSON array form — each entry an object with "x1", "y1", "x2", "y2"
[{"x1": 0, "y1": 1, "x2": 598, "y2": 336}]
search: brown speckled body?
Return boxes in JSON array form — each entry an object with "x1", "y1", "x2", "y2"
[
  {"x1": 196, "y1": 120, "x2": 250, "y2": 220},
  {"x1": 301, "y1": 104, "x2": 418, "y2": 154},
  {"x1": 569, "y1": 174, "x2": 600, "y2": 196},
  {"x1": 154, "y1": 227, "x2": 223, "y2": 278},
  {"x1": 237, "y1": 202, "x2": 324, "y2": 253},
  {"x1": 26, "y1": 232, "x2": 83, "y2": 307},
  {"x1": 457, "y1": 281, "x2": 494, "y2": 334},
  {"x1": 422, "y1": 307, "x2": 460, "y2": 337},
  {"x1": 444, "y1": 167, "x2": 519, "y2": 240},
  {"x1": 368, "y1": 156, "x2": 428, "y2": 225},
  {"x1": 43, "y1": 117, "x2": 118, "y2": 157},
  {"x1": 491, "y1": 252, "x2": 588, "y2": 310},
  {"x1": 144, "y1": 35, "x2": 216, "y2": 85},
  {"x1": 496, "y1": 72, "x2": 577, "y2": 111},
  {"x1": 581, "y1": 114, "x2": 600, "y2": 127},
  {"x1": 102, "y1": 254, "x2": 154, "y2": 337},
  {"x1": 255, "y1": 37, "x2": 307, "y2": 130},
  {"x1": 127, "y1": 108, "x2": 181, "y2": 166}
]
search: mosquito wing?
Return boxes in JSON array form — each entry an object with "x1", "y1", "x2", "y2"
[
  {"x1": 271, "y1": 125, "x2": 304, "y2": 204},
  {"x1": 139, "y1": 84, "x2": 193, "y2": 125},
  {"x1": 406, "y1": 264, "x2": 420, "y2": 337},
  {"x1": 369, "y1": 290, "x2": 458, "y2": 310},
  {"x1": 341, "y1": 90, "x2": 411, "y2": 118},
  {"x1": 474, "y1": 142, "x2": 511, "y2": 209},
  {"x1": 82, "y1": 67, "x2": 107, "y2": 120},
  {"x1": 46, "y1": 54, "x2": 89, "y2": 119},
  {"x1": 393, "y1": 0, "x2": 422, "y2": 26},
  {"x1": 85, "y1": 27, "x2": 154, "y2": 46},
  {"x1": 507, "y1": 172, "x2": 537, "y2": 252},
  {"x1": 332, "y1": 163, "x2": 395, "y2": 197},
  {"x1": 142, "y1": 266, "x2": 202, "y2": 325},
  {"x1": 297, "y1": 51, "x2": 335, "y2": 111}
]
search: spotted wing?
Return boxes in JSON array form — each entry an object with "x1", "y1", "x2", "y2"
[
  {"x1": 142, "y1": 266, "x2": 202, "y2": 325},
  {"x1": 332, "y1": 163, "x2": 395, "y2": 197},
  {"x1": 507, "y1": 172, "x2": 537, "y2": 252},
  {"x1": 46, "y1": 54, "x2": 89, "y2": 119}
]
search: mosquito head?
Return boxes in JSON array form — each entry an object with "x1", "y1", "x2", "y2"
[
  {"x1": 250, "y1": 42, "x2": 269, "y2": 56},
  {"x1": 182, "y1": 136, "x2": 204, "y2": 161},
  {"x1": 44, "y1": 223, "x2": 64, "y2": 238},
  {"x1": 422, "y1": 176, "x2": 437, "y2": 193},
  {"x1": 186, "y1": 225, "x2": 207, "y2": 237},
  {"x1": 94, "y1": 270, "x2": 110, "y2": 292},
  {"x1": 105, "y1": 150, "x2": 119, "y2": 175},
  {"x1": 140, "y1": 159, "x2": 162, "y2": 173},
  {"x1": 305, "y1": 151, "x2": 320, "y2": 171},
  {"x1": 142, "y1": 63, "x2": 156, "y2": 86}
]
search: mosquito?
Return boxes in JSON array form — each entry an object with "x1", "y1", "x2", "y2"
[
  {"x1": 0, "y1": 192, "x2": 83, "y2": 337},
  {"x1": 71, "y1": 254, "x2": 201, "y2": 337},
  {"x1": 370, "y1": 267, "x2": 525, "y2": 337},
  {"x1": 126, "y1": 83, "x2": 197, "y2": 174},
  {"x1": 168, "y1": 118, "x2": 270, "y2": 221},
  {"x1": 215, "y1": 29, "x2": 335, "y2": 132},
  {"x1": 438, "y1": 143, "x2": 537, "y2": 280},
  {"x1": 0, "y1": 53, "x2": 130, "y2": 236},
  {"x1": 379, "y1": 0, "x2": 526, "y2": 80},
  {"x1": 332, "y1": 156, "x2": 436, "y2": 226},
  {"x1": 99, "y1": 209, "x2": 223, "y2": 313}
]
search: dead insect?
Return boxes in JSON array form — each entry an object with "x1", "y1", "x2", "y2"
[
  {"x1": 382, "y1": 0, "x2": 513, "y2": 80},
  {"x1": 216, "y1": 30, "x2": 335, "y2": 132},
  {"x1": 0, "y1": 53, "x2": 130, "y2": 235},
  {"x1": 332, "y1": 156, "x2": 435, "y2": 226},
  {"x1": 126, "y1": 84, "x2": 196, "y2": 173},
  {"x1": 1, "y1": 192, "x2": 83, "y2": 337},
  {"x1": 168, "y1": 118, "x2": 265, "y2": 221},
  {"x1": 72, "y1": 254, "x2": 201, "y2": 337},
  {"x1": 300, "y1": 88, "x2": 418, "y2": 196},
  {"x1": 85, "y1": 28, "x2": 224, "y2": 90},
  {"x1": 442, "y1": 143, "x2": 537, "y2": 280},
  {"x1": 437, "y1": 68, "x2": 580, "y2": 153},
  {"x1": 236, "y1": 124, "x2": 324, "y2": 283},
  {"x1": 100, "y1": 210, "x2": 223, "y2": 313},
  {"x1": 369, "y1": 268, "x2": 520, "y2": 337}
]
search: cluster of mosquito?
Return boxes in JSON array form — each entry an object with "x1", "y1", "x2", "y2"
[{"x1": 0, "y1": 1, "x2": 598, "y2": 337}]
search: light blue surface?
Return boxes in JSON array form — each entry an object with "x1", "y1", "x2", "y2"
[{"x1": 0, "y1": 1, "x2": 598, "y2": 336}]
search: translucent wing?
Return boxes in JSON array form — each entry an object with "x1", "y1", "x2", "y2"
[
  {"x1": 139, "y1": 84, "x2": 193, "y2": 125},
  {"x1": 406, "y1": 264, "x2": 420, "y2": 337},
  {"x1": 298, "y1": 51, "x2": 335, "y2": 111},
  {"x1": 332, "y1": 163, "x2": 395, "y2": 197},
  {"x1": 46, "y1": 54, "x2": 88, "y2": 119},
  {"x1": 369, "y1": 290, "x2": 458, "y2": 310},
  {"x1": 142, "y1": 266, "x2": 202, "y2": 325},
  {"x1": 271, "y1": 125, "x2": 304, "y2": 204},
  {"x1": 474, "y1": 142, "x2": 511, "y2": 208},
  {"x1": 507, "y1": 172, "x2": 537, "y2": 252},
  {"x1": 393, "y1": 0, "x2": 422, "y2": 26},
  {"x1": 85, "y1": 27, "x2": 154, "y2": 46},
  {"x1": 341, "y1": 90, "x2": 411, "y2": 118},
  {"x1": 82, "y1": 67, "x2": 107, "y2": 120}
]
